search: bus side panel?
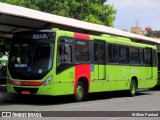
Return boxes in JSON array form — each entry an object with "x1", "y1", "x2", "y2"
[
  {"x1": 55, "y1": 67, "x2": 75, "y2": 95},
  {"x1": 90, "y1": 81, "x2": 110, "y2": 92},
  {"x1": 115, "y1": 66, "x2": 130, "y2": 90},
  {"x1": 106, "y1": 65, "x2": 117, "y2": 90},
  {"x1": 145, "y1": 67, "x2": 157, "y2": 88},
  {"x1": 90, "y1": 65, "x2": 130, "y2": 93},
  {"x1": 135, "y1": 67, "x2": 145, "y2": 89}
]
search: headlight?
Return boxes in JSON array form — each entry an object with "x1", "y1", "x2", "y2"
[{"x1": 42, "y1": 76, "x2": 53, "y2": 86}]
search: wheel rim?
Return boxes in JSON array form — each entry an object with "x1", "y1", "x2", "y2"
[
  {"x1": 131, "y1": 82, "x2": 136, "y2": 94},
  {"x1": 76, "y1": 85, "x2": 83, "y2": 99}
]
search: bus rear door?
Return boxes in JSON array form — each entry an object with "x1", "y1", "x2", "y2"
[
  {"x1": 145, "y1": 48, "x2": 153, "y2": 79},
  {"x1": 93, "y1": 40, "x2": 106, "y2": 80}
]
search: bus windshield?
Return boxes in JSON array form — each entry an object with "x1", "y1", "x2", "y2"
[{"x1": 8, "y1": 32, "x2": 55, "y2": 80}]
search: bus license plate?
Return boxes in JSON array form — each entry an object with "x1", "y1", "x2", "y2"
[{"x1": 21, "y1": 91, "x2": 30, "y2": 95}]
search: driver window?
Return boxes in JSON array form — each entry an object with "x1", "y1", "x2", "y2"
[{"x1": 57, "y1": 44, "x2": 72, "y2": 65}]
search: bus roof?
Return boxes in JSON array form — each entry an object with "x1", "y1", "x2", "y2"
[{"x1": 88, "y1": 31, "x2": 156, "y2": 49}]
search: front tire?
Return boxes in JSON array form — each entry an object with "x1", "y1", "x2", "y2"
[
  {"x1": 129, "y1": 80, "x2": 137, "y2": 97},
  {"x1": 74, "y1": 81, "x2": 87, "y2": 102}
]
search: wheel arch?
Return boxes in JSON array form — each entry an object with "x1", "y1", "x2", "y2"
[
  {"x1": 77, "y1": 77, "x2": 89, "y2": 93},
  {"x1": 131, "y1": 76, "x2": 138, "y2": 88}
]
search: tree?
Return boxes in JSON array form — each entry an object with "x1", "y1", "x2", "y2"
[
  {"x1": 1, "y1": 0, "x2": 117, "y2": 27},
  {"x1": 122, "y1": 29, "x2": 128, "y2": 32},
  {"x1": 0, "y1": 0, "x2": 40, "y2": 10},
  {"x1": 146, "y1": 30, "x2": 160, "y2": 38},
  {"x1": 0, "y1": 38, "x2": 10, "y2": 58}
]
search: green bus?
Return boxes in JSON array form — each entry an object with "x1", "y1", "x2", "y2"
[{"x1": 7, "y1": 29, "x2": 157, "y2": 101}]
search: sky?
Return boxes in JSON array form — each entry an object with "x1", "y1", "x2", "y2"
[{"x1": 106, "y1": 0, "x2": 160, "y2": 32}]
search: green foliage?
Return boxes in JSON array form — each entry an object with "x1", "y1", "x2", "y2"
[
  {"x1": 0, "y1": 59, "x2": 7, "y2": 69},
  {"x1": 0, "y1": 0, "x2": 40, "y2": 10},
  {"x1": 146, "y1": 30, "x2": 160, "y2": 38},
  {"x1": 1, "y1": 0, "x2": 117, "y2": 27},
  {"x1": 122, "y1": 29, "x2": 128, "y2": 32},
  {"x1": 0, "y1": 38, "x2": 10, "y2": 58}
]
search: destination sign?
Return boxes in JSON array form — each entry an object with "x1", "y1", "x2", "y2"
[
  {"x1": 15, "y1": 32, "x2": 54, "y2": 40},
  {"x1": 32, "y1": 33, "x2": 49, "y2": 40}
]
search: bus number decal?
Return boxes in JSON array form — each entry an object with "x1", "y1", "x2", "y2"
[{"x1": 33, "y1": 34, "x2": 49, "y2": 39}]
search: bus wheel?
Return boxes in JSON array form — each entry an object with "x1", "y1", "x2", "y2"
[
  {"x1": 129, "y1": 79, "x2": 137, "y2": 97},
  {"x1": 74, "y1": 81, "x2": 87, "y2": 102}
]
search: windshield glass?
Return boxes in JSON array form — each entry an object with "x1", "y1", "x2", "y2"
[{"x1": 8, "y1": 32, "x2": 55, "y2": 80}]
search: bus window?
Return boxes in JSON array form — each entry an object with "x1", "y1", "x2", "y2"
[
  {"x1": 94, "y1": 41, "x2": 105, "y2": 63},
  {"x1": 152, "y1": 50, "x2": 157, "y2": 67},
  {"x1": 99, "y1": 43, "x2": 105, "y2": 62},
  {"x1": 94, "y1": 43, "x2": 99, "y2": 62},
  {"x1": 118, "y1": 46, "x2": 129, "y2": 64},
  {"x1": 140, "y1": 48, "x2": 145, "y2": 65},
  {"x1": 130, "y1": 47, "x2": 140, "y2": 65},
  {"x1": 145, "y1": 48, "x2": 152, "y2": 66},
  {"x1": 108, "y1": 44, "x2": 118, "y2": 63},
  {"x1": 57, "y1": 44, "x2": 72, "y2": 65},
  {"x1": 75, "y1": 40, "x2": 89, "y2": 62}
]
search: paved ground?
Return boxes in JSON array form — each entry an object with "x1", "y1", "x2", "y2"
[{"x1": 0, "y1": 85, "x2": 160, "y2": 120}]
